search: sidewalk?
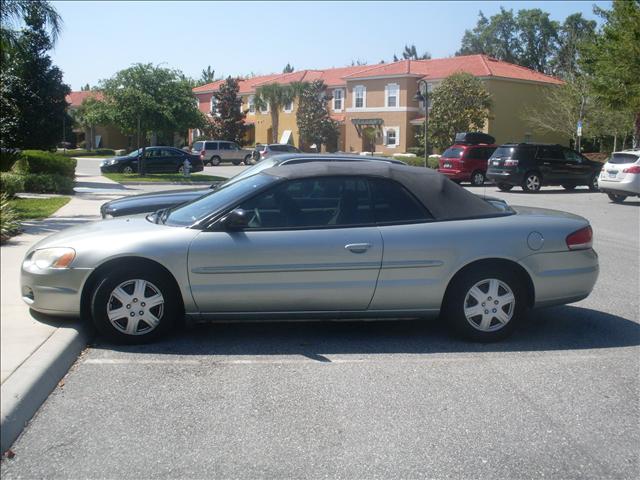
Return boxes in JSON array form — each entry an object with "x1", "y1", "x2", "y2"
[{"x1": 1, "y1": 173, "x2": 125, "y2": 452}]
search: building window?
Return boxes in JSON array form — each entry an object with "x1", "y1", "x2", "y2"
[
  {"x1": 354, "y1": 85, "x2": 366, "y2": 109},
  {"x1": 386, "y1": 83, "x2": 399, "y2": 108},
  {"x1": 260, "y1": 100, "x2": 270, "y2": 114},
  {"x1": 384, "y1": 127, "x2": 399, "y2": 147},
  {"x1": 333, "y1": 89, "x2": 344, "y2": 111},
  {"x1": 283, "y1": 99, "x2": 293, "y2": 113},
  {"x1": 210, "y1": 96, "x2": 218, "y2": 116},
  {"x1": 248, "y1": 95, "x2": 255, "y2": 114}
]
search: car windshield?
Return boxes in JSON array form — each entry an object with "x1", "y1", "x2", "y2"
[
  {"x1": 127, "y1": 148, "x2": 142, "y2": 157},
  {"x1": 163, "y1": 174, "x2": 276, "y2": 227},
  {"x1": 609, "y1": 153, "x2": 639, "y2": 164},
  {"x1": 442, "y1": 147, "x2": 464, "y2": 158}
]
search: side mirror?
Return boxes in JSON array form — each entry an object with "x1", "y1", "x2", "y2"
[{"x1": 221, "y1": 209, "x2": 249, "y2": 230}]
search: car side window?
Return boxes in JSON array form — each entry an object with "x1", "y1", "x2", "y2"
[
  {"x1": 205, "y1": 142, "x2": 217, "y2": 150},
  {"x1": 563, "y1": 149, "x2": 583, "y2": 163},
  {"x1": 368, "y1": 178, "x2": 432, "y2": 224},
  {"x1": 537, "y1": 146, "x2": 564, "y2": 161},
  {"x1": 237, "y1": 177, "x2": 373, "y2": 229}
]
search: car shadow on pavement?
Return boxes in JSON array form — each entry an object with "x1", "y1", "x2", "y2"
[{"x1": 91, "y1": 305, "x2": 640, "y2": 358}]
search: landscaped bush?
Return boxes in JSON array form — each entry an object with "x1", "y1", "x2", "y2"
[
  {"x1": 58, "y1": 148, "x2": 116, "y2": 157},
  {"x1": 18, "y1": 150, "x2": 76, "y2": 178},
  {"x1": 401, "y1": 154, "x2": 441, "y2": 169},
  {"x1": 0, "y1": 172, "x2": 74, "y2": 196},
  {"x1": 0, "y1": 193, "x2": 20, "y2": 243},
  {"x1": 0, "y1": 148, "x2": 22, "y2": 172}
]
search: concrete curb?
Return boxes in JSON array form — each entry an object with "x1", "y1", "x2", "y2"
[
  {"x1": 116, "y1": 181, "x2": 216, "y2": 186},
  {"x1": 0, "y1": 322, "x2": 91, "y2": 453}
]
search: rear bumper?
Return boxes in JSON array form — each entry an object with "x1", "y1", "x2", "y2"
[
  {"x1": 520, "y1": 249, "x2": 599, "y2": 308},
  {"x1": 438, "y1": 168, "x2": 470, "y2": 181},
  {"x1": 486, "y1": 169, "x2": 524, "y2": 185},
  {"x1": 598, "y1": 176, "x2": 640, "y2": 196}
]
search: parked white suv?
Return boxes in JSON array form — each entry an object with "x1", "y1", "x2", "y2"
[
  {"x1": 598, "y1": 149, "x2": 640, "y2": 203},
  {"x1": 191, "y1": 140, "x2": 253, "y2": 166}
]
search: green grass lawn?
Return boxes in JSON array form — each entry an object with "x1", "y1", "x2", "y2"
[
  {"x1": 104, "y1": 173, "x2": 225, "y2": 184},
  {"x1": 8, "y1": 196, "x2": 71, "y2": 220}
]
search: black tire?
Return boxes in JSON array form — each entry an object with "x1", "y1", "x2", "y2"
[
  {"x1": 232, "y1": 159, "x2": 241, "y2": 166},
  {"x1": 522, "y1": 171, "x2": 542, "y2": 192},
  {"x1": 588, "y1": 173, "x2": 600, "y2": 191},
  {"x1": 90, "y1": 266, "x2": 180, "y2": 344},
  {"x1": 497, "y1": 183, "x2": 513, "y2": 192},
  {"x1": 210, "y1": 155, "x2": 221, "y2": 166},
  {"x1": 443, "y1": 265, "x2": 527, "y2": 342},
  {"x1": 121, "y1": 165, "x2": 135, "y2": 174},
  {"x1": 562, "y1": 184, "x2": 576, "y2": 190},
  {"x1": 244, "y1": 155, "x2": 253, "y2": 165},
  {"x1": 608, "y1": 193, "x2": 626, "y2": 203},
  {"x1": 470, "y1": 170, "x2": 485, "y2": 186}
]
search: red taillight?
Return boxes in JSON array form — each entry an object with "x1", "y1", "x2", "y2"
[
  {"x1": 504, "y1": 159, "x2": 519, "y2": 167},
  {"x1": 199, "y1": 150, "x2": 205, "y2": 159},
  {"x1": 623, "y1": 165, "x2": 640, "y2": 174},
  {"x1": 566, "y1": 226, "x2": 593, "y2": 250}
]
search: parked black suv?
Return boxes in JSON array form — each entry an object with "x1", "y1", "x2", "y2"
[{"x1": 486, "y1": 143, "x2": 602, "y2": 192}]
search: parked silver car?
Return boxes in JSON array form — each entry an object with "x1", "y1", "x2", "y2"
[
  {"x1": 252, "y1": 143, "x2": 301, "y2": 162},
  {"x1": 191, "y1": 140, "x2": 253, "y2": 166},
  {"x1": 21, "y1": 162, "x2": 598, "y2": 344}
]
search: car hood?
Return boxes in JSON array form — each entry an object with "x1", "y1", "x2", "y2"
[{"x1": 101, "y1": 187, "x2": 212, "y2": 214}]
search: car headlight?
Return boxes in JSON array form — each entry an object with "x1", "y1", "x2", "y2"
[
  {"x1": 107, "y1": 159, "x2": 118, "y2": 165},
  {"x1": 29, "y1": 248, "x2": 76, "y2": 270}
]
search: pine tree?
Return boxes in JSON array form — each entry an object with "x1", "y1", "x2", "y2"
[
  {"x1": 206, "y1": 77, "x2": 247, "y2": 145},
  {"x1": 282, "y1": 63, "x2": 294, "y2": 73}
]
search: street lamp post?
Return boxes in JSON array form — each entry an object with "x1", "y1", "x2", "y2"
[{"x1": 413, "y1": 80, "x2": 429, "y2": 168}]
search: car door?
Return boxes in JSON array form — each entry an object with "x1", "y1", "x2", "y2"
[
  {"x1": 535, "y1": 146, "x2": 565, "y2": 184},
  {"x1": 217, "y1": 142, "x2": 232, "y2": 162},
  {"x1": 365, "y1": 178, "x2": 447, "y2": 311},
  {"x1": 187, "y1": 176, "x2": 383, "y2": 313},
  {"x1": 156, "y1": 148, "x2": 181, "y2": 172},
  {"x1": 563, "y1": 148, "x2": 592, "y2": 184}
]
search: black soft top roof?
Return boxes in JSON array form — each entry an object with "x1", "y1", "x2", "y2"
[{"x1": 261, "y1": 162, "x2": 500, "y2": 220}]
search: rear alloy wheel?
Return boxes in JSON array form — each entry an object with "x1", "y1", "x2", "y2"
[
  {"x1": 562, "y1": 184, "x2": 576, "y2": 191},
  {"x1": 497, "y1": 183, "x2": 513, "y2": 192},
  {"x1": 210, "y1": 156, "x2": 221, "y2": 166},
  {"x1": 244, "y1": 155, "x2": 253, "y2": 165},
  {"x1": 91, "y1": 267, "x2": 179, "y2": 344},
  {"x1": 589, "y1": 174, "x2": 600, "y2": 191},
  {"x1": 444, "y1": 267, "x2": 526, "y2": 342},
  {"x1": 232, "y1": 159, "x2": 241, "y2": 166},
  {"x1": 470, "y1": 170, "x2": 485, "y2": 186},
  {"x1": 522, "y1": 172, "x2": 542, "y2": 192},
  {"x1": 608, "y1": 193, "x2": 627, "y2": 203},
  {"x1": 122, "y1": 165, "x2": 134, "y2": 174}
]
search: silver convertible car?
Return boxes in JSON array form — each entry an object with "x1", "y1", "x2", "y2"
[{"x1": 21, "y1": 162, "x2": 599, "y2": 343}]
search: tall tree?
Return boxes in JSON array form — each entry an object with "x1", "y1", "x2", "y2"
[
  {"x1": 0, "y1": 0, "x2": 61, "y2": 54},
  {"x1": 98, "y1": 63, "x2": 205, "y2": 146},
  {"x1": 551, "y1": 13, "x2": 596, "y2": 79},
  {"x1": 282, "y1": 62, "x2": 294, "y2": 73},
  {"x1": 254, "y1": 83, "x2": 295, "y2": 143},
  {"x1": 581, "y1": 0, "x2": 640, "y2": 146},
  {"x1": 199, "y1": 65, "x2": 215, "y2": 85},
  {"x1": 401, "y1": 44, "x2": 431, "y2": 60},
  {"x1": 296, "y1": 80, "x2": 338, "y2": 151},
  {"x1": 515, "y1": 9, "x2": 559, "y2": 73},
  {"x1": 417, "y1": 73, "x2": 492, "y2": 151},
  {"x1": 4, "y1": 4, "x2": 70, "y2": 149},
  {"x1": 205, "y1": 77, "x2": 247, "y2": 145}
]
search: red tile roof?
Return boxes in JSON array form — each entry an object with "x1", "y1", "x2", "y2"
[
  {"x1": 343, "y1": 55, "x2": 562, "y2": 85},
  {"x1": 66, "y1": 90, "x2": 104, "y2": 108}
]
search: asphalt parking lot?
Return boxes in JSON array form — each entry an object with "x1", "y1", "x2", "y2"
[{"x1": 2, "y1": 180, "x2": 638, "y2": 479}]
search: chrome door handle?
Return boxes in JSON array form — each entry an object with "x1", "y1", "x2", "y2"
[{"x1": 345, "y1": 243, "x2": 372, "y2": 253}]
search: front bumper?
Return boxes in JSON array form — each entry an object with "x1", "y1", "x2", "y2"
[
  {"x1": 520, "y1": 248, "x2": 599, "y2": 308},
  {"x1": 21, "y1": 262, "x2": 93, "y2": 317},
  {"x1": 99, "y1": 163, "x2": 121, "y2": 173}
]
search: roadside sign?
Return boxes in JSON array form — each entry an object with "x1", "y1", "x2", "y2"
[{"x1": 577, "y1": 120, "x2": 583, "y2": 137}]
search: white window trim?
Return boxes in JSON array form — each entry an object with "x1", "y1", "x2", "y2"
[
  {"x1": 333, "y1": 88, "x2": 344, "y2": 112},
  {"x1": 383, "y1": 126, "x2": 400, "y2": 148},
  {"x1": 248, "y1": 95, "x2": 256, "y2": 115},
  {"x1": 283, "y1": 99, "x2": 293, "y2": 113},
  {"x1": 353, "y1": 85, "x2": 366, "y2": 109},
  {"x1": 385, "y1": 83, "x2": 400, "y2": 108}
]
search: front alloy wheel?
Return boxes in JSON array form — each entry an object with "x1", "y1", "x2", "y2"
[
  {"x1": 122, "y1": 165, "x2": 134, "y2": 174},
  {"x1": 470, "y1": 171, "x2": 485, "y2": 186},
  {"x1": 107, "y1": 279, "x2": 164, "y2": 336},
  {"x1": 589, "y1": 174, "x2": 600, "y2": 191},
  {"x1": 522, "y1": 172, "x2": 542, "y2": 192}
]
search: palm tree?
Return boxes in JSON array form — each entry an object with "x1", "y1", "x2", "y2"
[
  {"x1": 254, "y1": 83, "x2": 295, "y2": 143},
  {"x1": 1, "y1": 0, "x2": 62, "y2": 52}
]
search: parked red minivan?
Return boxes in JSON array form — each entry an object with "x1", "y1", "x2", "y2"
[{"x1": 437, "y1": 132, "x2": 497, "y2": 186}]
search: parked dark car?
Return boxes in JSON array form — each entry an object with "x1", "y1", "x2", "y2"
[
  {"x1": 100, "y1": 154, "x2": 405, "y2": 218},
  {"x1": 437, "y1": 132, "x2": 497, "y2": 186},
  {"x1": 99, "y1": 147, "x2": 203, "y2": 174},
  {"x1": 486, "y1": 143, "x2": 602, "y2": 192},
  {"x1": 252, "y1": 144, "x2": 301, "y2": 162}
]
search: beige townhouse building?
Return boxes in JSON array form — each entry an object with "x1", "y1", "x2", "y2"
[{"x1": 192, "y1": 54, "x2": 565, "y2": 154}]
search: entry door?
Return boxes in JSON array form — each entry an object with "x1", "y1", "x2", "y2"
[{"x1": 188, "y1": 177, "x2": 383, "y2": 313}]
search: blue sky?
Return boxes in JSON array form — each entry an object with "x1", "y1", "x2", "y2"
[{"x1": 50, "y1": 1, "x2": 610, "y2": 90}]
